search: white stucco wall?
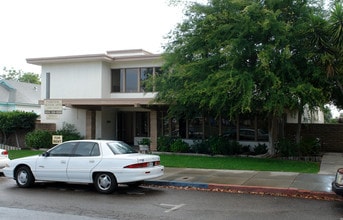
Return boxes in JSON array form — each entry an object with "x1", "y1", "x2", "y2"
[
  {"x1": 99, "y1": 109, "x2": 116, "y2": 140},
  {"x1": 100, "y1": 62, "x2": 112, "y2": 98},
  {"x1": 110, "y1": 59, "x2": 163, "y2": 69},
  {"x1": 41, "y1": 106, "x2": 87, "y2": 137},
  {"x1": 41, "y1": 61, "x2": 106, "y2": 99}
]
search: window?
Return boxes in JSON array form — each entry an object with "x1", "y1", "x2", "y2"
[
  {"x1": 135, "y1": 112, "x2": 149, "y2": 136},
  {"x1": 111, "y1": 67, "x2": 161, "y2": 93},
  {"x1": 49, "y1": 142, "x2": 76, "y2": 157},
  {"x1": 107, "y1": 141, "x2": 137, "y2": 154},
  {"x1": 74, "y1": 142, "x2": 100, "y2": 156},
  {"x1": 126, "y1": 68, "x2": 139, "y2": 92},
  {"x1": 140, "y1": 68, "x2": 153, "y2": 92},
  {"x1": 111, "y1": 69, "x2": 121, "y2": 92}
]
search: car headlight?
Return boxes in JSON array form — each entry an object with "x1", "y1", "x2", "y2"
[{"x1": 335, "y1": 168, "x2": 343, "y2": 186}]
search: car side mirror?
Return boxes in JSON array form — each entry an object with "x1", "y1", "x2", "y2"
[{"x1": 42, "y1": 152, "x2": 50, "y2": 157}]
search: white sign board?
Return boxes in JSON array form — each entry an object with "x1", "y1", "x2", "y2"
[
  {"x1": 52, "y1": 135, "x2": 63, "y2": 144},
  {"x1": 46, "y1": 114, "x2": 59, "y2": 120},
  {"x1": 44, "y1": 100, "x2": 63, "y2": 114}
]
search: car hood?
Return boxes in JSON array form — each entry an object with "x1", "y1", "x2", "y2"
[{"x1": 10, "y1": 155, "x2": 41, "y2": 163}]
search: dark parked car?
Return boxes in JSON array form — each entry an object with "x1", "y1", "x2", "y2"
[
  {"x1": 223, "y1": 128, "x2": 269, "y2": 141},
  {"x1": 332, "y1": 168, "x2": 343, "y2": 196}
]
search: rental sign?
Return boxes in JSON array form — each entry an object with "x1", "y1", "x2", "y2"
[{"x1": 44, "y1": 100, "x2": 63, "y2": 114}]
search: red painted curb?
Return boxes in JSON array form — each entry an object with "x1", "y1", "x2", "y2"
[{"x1": 208, "y1": 183, "x2": 343, "y2": 201}]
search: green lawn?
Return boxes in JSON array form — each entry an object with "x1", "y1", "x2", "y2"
[
  {"x1": 8, "y1": 150, "x2": 320, "y2": 173},
  {"x1": 8, "y1": 150, "x2": 45, "y2": 160},
  {"x1": 158, "y1": 154, "x2": 320, "y2": 173}
]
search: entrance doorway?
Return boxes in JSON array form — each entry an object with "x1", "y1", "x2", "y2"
[
  {"x1": 117, "y1": 111, "x2": 149, "y2": 145},
  {"x1": 117, "y1": 112, "x2": 134, "y2": 144}
]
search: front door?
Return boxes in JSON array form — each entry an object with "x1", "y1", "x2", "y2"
[{"x1": 117, "y1": 112, "x2": 134, "y2": 144}]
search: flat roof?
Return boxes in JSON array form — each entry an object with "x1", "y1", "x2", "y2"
[{"x1": 27, "y1": 49, "x2": 162, "y2": 65}]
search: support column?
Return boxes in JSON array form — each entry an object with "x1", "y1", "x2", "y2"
[
  {"x1": 150, "y1": 110, "x2": 158, "y2": 151},
  {"x1": 86, "y1": 110, "x2": 95, "y2": 139}
]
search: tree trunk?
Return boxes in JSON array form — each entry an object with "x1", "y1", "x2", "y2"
[
  {"x1": 15, "y1": 131, "x2": 20, "y2": 148},
  {"x1": 0, "y1": 130, "x2": 7, "y2": 144},
  {"x1": 295, "y1": 108, "x2": 302, "y2": 144},
  {"x1": 268, "y1": 115, "x2": 279, "y2": 156}
]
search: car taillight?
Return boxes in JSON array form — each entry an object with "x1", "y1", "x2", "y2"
[
  {"x1": 335, "y1": 168, "x2": 343, "y2": 186},
  {"x1": 124, "y1": 161, "x2": 160, "y2": 168},
  {"x1": 1, "y1": 150, "x2": 8, "y2": 156}
]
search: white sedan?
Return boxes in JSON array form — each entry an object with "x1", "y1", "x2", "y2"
[
  {"x1": 3, "y1": 140, "x2": 164, "y2": 194},
  {"x1": 0, "y1": 149, "x2": 10, "y2": 170}
]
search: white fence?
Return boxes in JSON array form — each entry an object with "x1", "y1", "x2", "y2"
[{"x1": 0, "y1": 144, "x2": 21, "y2": 150}]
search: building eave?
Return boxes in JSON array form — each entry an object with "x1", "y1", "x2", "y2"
[
  {"x1": 26, "y1": 54, "x2": 114, "y2": 65},
  {"x1": 39, "y1": 98, "x2": 164, "y2": 107},
  {"x1": 26, "y1": 49, "x2": 162, "y2": 66}
]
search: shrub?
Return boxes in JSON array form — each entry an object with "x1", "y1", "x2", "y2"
[
  {"x1": 276, "y1": 138, "x2": 321, "y2": 157},
  {"x1": 241, "y1": 145, "x2": 251, "y2": 154},
  {"x1": 157, "y1": 136, "x2": 174, "y2": 152},
  {"x1": 54, "y1": 123, "x2": 83, "y2": 141},
  {"x1": 276, "y1": 138, "x2": 298, "y2": 157},
  {"x1": 25, "y1": 123, "x2": 83, "y2": 149},
  {"x1": 25, "y1": 130, "x2": 53, "y2": 149},
  {"x1": 298, "y1": 138, "x2": 321, "y2": 156},
  {"x1": 138, "y1": 138, "x2": 151, "y2": 146},
  {"x1": 191, "y1": 137, "x2": 242, "y2": 155},
  {"x1": 170, "y1": 139, "x2": 189, "y2": 153},
  {"x1": 253, "y1": 143, "x2": 268, "y2": 155},
  {"x1": 226, "y1": 139, "x2": 242, "y2": 155},
  {"x1": 191, "y1": 139, "x2": 211, "y2": 154}
]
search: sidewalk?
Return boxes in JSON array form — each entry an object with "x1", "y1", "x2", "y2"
[{"x1": 145, "y1": 152, "x2": 343, "y2": 200}]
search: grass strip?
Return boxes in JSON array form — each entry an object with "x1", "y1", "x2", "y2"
[
  {"x1": 159, "y1": 154, "x2": 320, "y2": 173},
  {"x1": 8, "y1": 150, "x2": 44, "y2": 160}
]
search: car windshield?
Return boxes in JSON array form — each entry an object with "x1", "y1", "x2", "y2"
[{"x1": 107, "y1": 141, "x2": 137, "y2": 154}]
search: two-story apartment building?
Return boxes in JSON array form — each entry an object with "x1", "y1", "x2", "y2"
[
  {"x1": 27, "y1": 49, "x2": 325, "y2": 151},
  {"x1": 27, "y1": 49, "x2": 165, "y2": 150}
]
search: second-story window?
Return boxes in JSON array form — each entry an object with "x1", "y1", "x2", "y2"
[
  {"x1": 111, "y1": 67, "x2": 160, "y2": 93},
  {"x1": 126, "y1": 68, "x2": 139, "y2": 92},
  {"x1": 140, "y1": 68, "x2": 153, "y2": 92}
]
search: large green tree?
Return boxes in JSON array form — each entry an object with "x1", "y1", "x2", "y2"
[
  {"x1": 320, "y1": 3, "x2": 343, "y2": 109},
  {"x1": 153, "y1": 0, "x2": 330, "y2": 153}
]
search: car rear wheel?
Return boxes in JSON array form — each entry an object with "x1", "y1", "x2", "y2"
[
  {"x1": 94, "y1": 172, "x2": 117, "y2": 194},
  {"x1": 15, "y1": 166, "x2": 35, "y2": 188}
]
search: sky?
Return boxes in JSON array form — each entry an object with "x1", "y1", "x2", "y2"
[
  {"x1": 1, "y1": 0, "x2": 341, "y2": 117},
  {"x1": 0, "y1": 0, "x2": 189, "y2": 74}
]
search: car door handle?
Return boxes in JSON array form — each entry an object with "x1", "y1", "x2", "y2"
[
  {"x1": 61, "y1": 160, "x2": 66, "y2": 164},
  {"x1": 89, "y1": 160, "x2": 95, "y2": 163}
]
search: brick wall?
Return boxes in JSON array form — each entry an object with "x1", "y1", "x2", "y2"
[
  {"x1": 285, "y1": 123, "x2": 343, "y2": 152},
  {"x1": 35, "y1": 123, "x2": 56, "y2": 132}
]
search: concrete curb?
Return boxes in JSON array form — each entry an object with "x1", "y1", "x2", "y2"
[
  {"x1": 145, "y1": 180, "x2": 209, "y2": 189},
  {"x1": 144, "y1": 180, "x2": 343, "y2": 201}
]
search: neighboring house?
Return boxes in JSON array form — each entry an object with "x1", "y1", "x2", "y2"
[
  {"x1": 286, "y1": 106, "x2": 325, "y2": 124},
  {"x1": 27, "y1": 49, "x2": 325, "y2": 150},
  {"x1": 0, "y1": 79, "x2": 41, "y2": 114}
]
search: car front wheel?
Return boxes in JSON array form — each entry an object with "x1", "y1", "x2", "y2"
[
  {"x1": 94, "y1": 172, "x2": 117, "y2": 194},
  {"x1": 15, "y1": 166, "x2": 35, "y2": 188}
]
